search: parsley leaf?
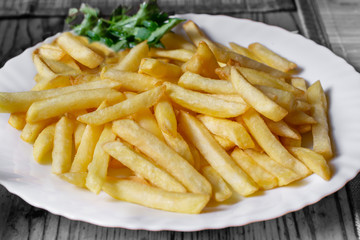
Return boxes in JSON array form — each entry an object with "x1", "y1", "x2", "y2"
[{"x1": 66, "y1": 0, "x2": 185, "y2": 51}]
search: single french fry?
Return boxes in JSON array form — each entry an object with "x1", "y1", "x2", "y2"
[
  {"x1": 160, "y1": 32, "x2": 196, "y2": 51},
  {"x1": 154, "y1": 97, "x2": 177, "y2": 136},
  {"x1": 112, "y1": 119, "x2": 212, "y2": 195},
  {"x1": 41, "y1": 57, "x2": 80, "y2": 75},
  {"x1": 149, "y1": 48, "x2": 194, "y2": 62},
  {"x1": 284, "y1": 111, "x2": 317, "y2": 125},
  {"x1": 33, "y1": 123, "x2": 56, "y2": 163},
  {"x1": 26, "y1": 88, "x2": 124, "y2": 123},
  {"x1": 164, "y1": 82, "x2": 248, "y2": 118},
  {"x1": 231, "y1": 148, "x2": 278, "y2": 189},
  {"x1": 132, "y1": 108, "x2": 165, "y2": 141},
  {"x1": 296, "y1": 124, "x2": 312, "y2": 134},
  {"x1": 77, "y1": 85, "x2": 165, "y2": 125},
  {"x1": 103, "y1": 178, "x2": 210, "y2": 214},
  {"x1": 178, "y1": 71, "x2": 237, "y2": 94},
  {"x1": 162, "y1": 131, "x2": 194, "y2": 165},
  {"x1": 33, "y1": 53, "x2": 57, "y2": 80},
  {"x1": 139, "y1": 58, "x2": 182, "y2": 79},
  {"x1": 197, "y1": 115, "x2": 255, "y2": 149},
  {"x1": 294, "y1": 100, "x2": 311, "y2": 112},
  {"x1": 8, "y1": 113, "x2": 26, "y2": 130},
  {"x1": 256, "y1": 85, "x2": 296, "y2": 112},
  {"x1": 230, "y1": 67, "x2": 288, "y2": 122},
  {"x1": 20, "y1": 118, "x2": 56, "y2": 143},
  {"x1": 201, "y1": 166, "x2": 232, "y2": 202},
  {"x1": 248, "y1": 42, "x2": 297, "y2": 72},
  {"x1": 101, "y1": 67, "x2": 161, "y2": 92},
  {"x1": 264, "y1": 118, "x2": 301, "y2": 140},
  {"x1": 291, "y1": 77, "x2": 307, "y2": 92},
  {"x1": 213, "y1": 135, "x2": 236, "y2": 151},
  {"x1": 115, "y1": 40, "x2": 149, "y2": 71},
  {"x1": 242, "y1": 109, "x2": 310, "y2": 178},
  {"x1": 57, "y1": 32, "x2": 104, "y2": 68},
  {"x1": 52, "y1": 116, "x2": 74, "y2": 174},
  {"x1": 287, "y1": 147, "x2": 331, "y2": 180},
  {"x1": 307, "y1": 81, "x2": 332, "y2": 159},
  {"x1": 244, "y1": 149, "x2": 299, "y2": 186},
  {"x1": 179, "y1": 111, "x2": 259, "y2": 196},
  {"x1": 184, "y1": 41, "x2": 220, "y2": 79},
  {"x1": 85, "y1": 123, "x2": 116, "y2": 194},
  {"x1": 229, "y1": 42, "x2": 260, "y2": 61},
  {"x1": 0, "y1": 80, "x2": 122, "y2": 113},
  {"x1": 59, "y1": 172, "x2": 87, "y2": 188},
  {"x1": 31, "y1": 75, "x2": 72, "y2": 91},
  {"x1": 280, "y1": 137, "x2": 302, "y2": 147},
  {"x1": 73, "y1": 121, "x2": 86, "y2": 151},
  {"x1": 103, "y1": 141, "x2": 187, "y2": 193},
  {"x1": 38, "y1": 44, "x2": 66, "y2": 60},
  {"x1": 71, "y1": 74, "x2": 101, "y2": 85}
]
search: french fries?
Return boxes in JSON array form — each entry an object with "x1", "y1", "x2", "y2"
[{"x1": 2, "y1": 20, "x2": 333, "y2": 214}]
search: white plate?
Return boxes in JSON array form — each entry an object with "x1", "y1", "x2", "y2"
[{"x1": 1, "y1": 14, "x2": 360, "y2": 231}]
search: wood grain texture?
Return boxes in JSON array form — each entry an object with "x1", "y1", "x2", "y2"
[{"x1": 0, "y1": 0, "x2": 360, "y2": 239}]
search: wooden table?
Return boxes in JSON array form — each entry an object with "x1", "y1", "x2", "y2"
[{"x1": 1, "y1": 0, "x2": 360, "y2": 239}]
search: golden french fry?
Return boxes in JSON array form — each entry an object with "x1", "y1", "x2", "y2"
[
  {"x1": 242, "y1": 109, "x2": 310, "y2": 178},
  {"x1": 178, "y1": 71, "x2": 237, "y2": 94},
  {"x1": 164, "y1": 82, "x2": 248, "y2": 118},
  {"x1": 103, "y1": 178, "x2": 210, "y2": 214},
  {"x1": 256, "y1": 85, "x2": 295, "y2": 112},
  {"x1": 33, "y1": 53, "x2": 57, "y2": 80},
  {"x1": 41, "y1": 57, "x2": 80, "y2": 75},
  {"x1": 38, "y1": 44, "x2": 66, "y2": 60},
  {"x1": 307, "y1": 81, "x2": 332, "y2": 159},
  {"x1": 26, "y1": 88, "x2": 124, "y2": 123},
  {"x1": 296, "y1": 124, "x2": 312, "y2": 134},
  {"x1": 0, "y1": 80, "x2": 122, "y2": 113},
  {"x1": 103, "y1": 141, "x2": 187, "y2": 193},
  {"x1": 235, "y1": 66, "x2": 303, "y2": 96},
  {"x1": 154, "y1": 97, "x2": 177, "y2": 137},
  {"x1": 8, "y1": 113, "x2": 26, "y2": 130},
  {"x1": 197, "y1": 115, "x2": 255, "y2": 149},
  {"x1": 73, "y1": 121, "x2": 86, "y2": 150},
  {"x1": 139, "y1": 58, "x2": 182, "y2": 79},
  {"x1": 248, "y1": 42, "x2": 297, "y2": 72},
  {"x1": 287, "y1": 147, "x2": 331, "y2": 180},
  {"x1": 184, "y1": 41, "x2": 220, "y2": 79},
  {"x1": 294, "y1": 100, "x2": 311, "y2": 112},
  {"x1": 244, "y1": 149, "x2": 299, "y2": 186},
  {"x1": 179, "y1": 111, "x2": 259, "y2": 196},
  {"x1": 162, "y1": 131, "x2": 194, "y2": 165},
  {"x1": 291, "y1": 77, "x2": 307, "y2": 92},
  {"x1": 149, "y1": 48, "x2": 194, "y2": 62},
  {"x1": 112, "y1": 119, "x2": 212, "y2": 194},
  {"x1": 59, "y1": 172, "x2": 87, "y2": 188},
  {"x1": 52, "y1": 116, "x2": 74, "y2": 174},
  {"x1": 31, "y1": 75, "x2": 72, "y2": 91},
  {"x1": 231, "y1": 148, "x2": 278, "y2": 189},
  {"x1": 160, "y1": 32, "x2": 196, "y2": 51},
  {"x1": 213, "y1": 135, "x2": 236, "y2": 151},
  {"x1": 77, "y1": 35, "x2": 115, "y2": 57},
  {"x1": 20, "y1": 118, "x2": 56, "y2": 143},
  {"x1": 264, "y1": 118, "x2": 301, "y2": 140},
  {"x1": 229, "y1": 42, "x2": 260, "y2": 61},
  {"x1": 182, "y1": 21, "x2": 290, "y2": 79},
  {"x1": 57, "y1": 32, "x2": 104, "y2": 68},
  {"x1": 115, "y1": 40, "x2": 149, "y2": 71},
  {"x1": 280, "y1": 137, "x2": 302, "y2": 147},
  {"x1": 201, "y1": 166, "x2": 232, "y2": 202},
  {"x1": 131, "y1": 108, "x2": 165, "y2": 141},
  {"x1": 86, "y1": 123, "x2": 117, "y2": 194},
  {"x1": 77, "y1": 85, "x2": 165, "y2": 125},
  {"x1": 284, "y1": 111, "x2": 317, "y2": 125},
  {"x1": 33, "y1": 123, "x2": 56, "y2": 163},
  {"x1": 101, "y1": 67, "x2": 162, "y2": 92},
  {"x1": 230, "y1": 67, "x2": 288, "y2": 121}
]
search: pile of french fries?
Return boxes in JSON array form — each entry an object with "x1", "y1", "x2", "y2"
[{"x1": 0, "y1": 20, "x2": 333, "y2": 214}]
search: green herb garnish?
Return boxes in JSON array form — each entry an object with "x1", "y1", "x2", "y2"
[{"x1": 66, "y1": 0, "x2": 185, "y2": 51}]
